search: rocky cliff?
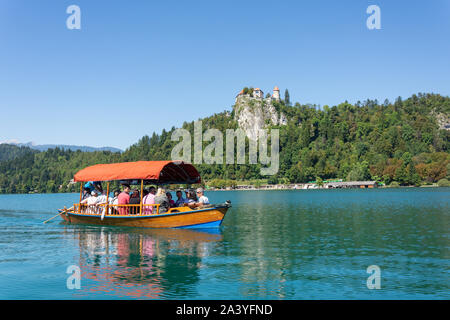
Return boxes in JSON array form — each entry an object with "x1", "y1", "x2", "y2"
[
  {"x1": 233, "y1": 95, "x2": 287, "y2": 140},
  {"x1": 432, "y1": 110, "x2": 450, "y2": 130}
]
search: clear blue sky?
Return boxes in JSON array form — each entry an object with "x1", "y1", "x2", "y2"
[{"x1": 0, "y1": 0, "x2": 449, "y2": 150}]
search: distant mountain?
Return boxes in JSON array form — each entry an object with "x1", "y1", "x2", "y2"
[{"x1": 10, "y1": 142, "x2": 122, "y2": 153}]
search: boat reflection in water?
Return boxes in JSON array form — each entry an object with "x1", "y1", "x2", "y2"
[{"x1": 63, "y1": 226, "x2": 222, "y2": 299}]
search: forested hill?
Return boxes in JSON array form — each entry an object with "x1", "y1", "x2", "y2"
[
  {"x1": 0, "y1": 144, "x2": 38, "y2": 162},
  {"x1": 0, "y1": 147, "x2": 122, "y2": 194},
  {"x1": 15, "y1": 143, "x2": 123, "y2": 153},
  {"x1": 0, "y1": 92, "x2": 449, "y2": 193}
]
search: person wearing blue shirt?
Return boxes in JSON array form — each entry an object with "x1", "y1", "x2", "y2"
[{"x1": 174, "y1": 190, "x2": 187, "y2": 207}]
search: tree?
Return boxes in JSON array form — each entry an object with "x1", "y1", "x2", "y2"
[
  {"x1": 437, "y1": 179, "x2": 450, "y2": 187},
  {"x1": 284, "y1": 89, "x2": 290, "y2": 106},
  {"x1": 316, "y1": 177, "x2": 324, "y2": 188},
  {"x1": 347, "y1": 161, "x2": 371, "y2": 181},
  {"x1": 268, "y1": 176, "x2": 278, "y2": 185}
]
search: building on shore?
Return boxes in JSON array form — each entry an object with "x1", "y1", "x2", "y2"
[
  {"x1": 210, "y1": 181, "x2": 379, "y2": 191},
  {"x1": 324, "y1": 181, "x2": 378, "y2": 189}
]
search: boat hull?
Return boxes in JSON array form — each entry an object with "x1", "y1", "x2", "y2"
[{"x1": 59, "y1": 205, "x2": 229, "y2": 229}]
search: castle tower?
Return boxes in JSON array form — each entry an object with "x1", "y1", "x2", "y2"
[
  {"x1": 253, "y1": 88, "x2": 263, "y2": 99},
  {"x1": 272, "y1": 86, "x2": 280, "y2": 101}
]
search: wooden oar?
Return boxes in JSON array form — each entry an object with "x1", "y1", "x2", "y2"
[
  {"x1": 43, "y1": 212, "x2": 63, "y2": 224},
  {"x1": 43, "y1": 206, "x2": 71, "y2": 224}
]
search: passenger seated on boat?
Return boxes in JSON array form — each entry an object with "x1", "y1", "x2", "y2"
[
  {"x1": 154, "y1": 188, "x2": 170, "y2": 214},
  {"x1": 118, "y1": 184, "x2": 131, "y2": 215},
  {"x1": 142, "y1": 187, "x2": 156, "y2": 214},
  {"x1": 174, "y1": 190, "x2": 187, "y2": 207},
  {"x1": 94, "y1": 182, "x2": 103, "y2": 194},
  {"x1": 166, "y1": 192, "x2": 175, "y2": 208},
  {"x1": 96, "y1": 192, "x2": 108, "y2": 214},
  {"x1": 129, "y1": 190, "x2": 141, "y2": 214},
  {"x1": 187, "y1": 188, "x2": 210, "y2": 208},
  {"x1": 80, "y1": 191, "x2": 99, "y2": 214},
  {"x1": 185, "y1": 190, "x2": 197, "y2": 207},
  {"x1": 109, "y1": 190, "x2": 120, "y2": 214},
  {"x1": 197, "y1": 188, "x2": 209, "y2": 205},
  {"x1": 81, "y1": 188, "x2": 91, "y2": 201}
]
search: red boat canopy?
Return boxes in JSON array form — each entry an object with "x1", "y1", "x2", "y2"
[{"x1": 73, "y1": 160, "x2": 201, "y2": 184}]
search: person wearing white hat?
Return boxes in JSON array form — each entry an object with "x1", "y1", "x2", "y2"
[{"x1": 80, "y1": 191, "x2": 99, "y2": 213}]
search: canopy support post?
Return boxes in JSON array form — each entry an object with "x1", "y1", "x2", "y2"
[
  {"x1": 140, "y1": 180, "x2": 144, "y2": 215},
  {"x1": 105, "y1": 182, "x2": 110, "y2": 216},
  {"x1": 78, "y1": 183, "x2": 82, "y2": 213}
]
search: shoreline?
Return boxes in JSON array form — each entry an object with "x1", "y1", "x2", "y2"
[
  {"x1": 208, "y1": 184, "x2": 443, "y2": 191},
  {"x1": 0, "y1": 185, "x2": 446, "y2": 195}
]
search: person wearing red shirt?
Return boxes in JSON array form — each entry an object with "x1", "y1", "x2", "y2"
[{"x1": 118, "y1": 184, "x2": 131, "y2": 215}]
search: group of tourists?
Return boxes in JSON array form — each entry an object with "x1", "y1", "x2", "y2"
[{"x1": 80, "y1": 181, "x2": 210, "y2": 215}]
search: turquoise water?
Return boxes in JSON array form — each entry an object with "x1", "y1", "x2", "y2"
[{"x1": 0, "y1": 188, "x2": 449, "y2": 299}]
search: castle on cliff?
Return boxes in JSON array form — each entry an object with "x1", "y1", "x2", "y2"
[{"x1": 235, "y1": 86, "x2": 281, "y2": 103}]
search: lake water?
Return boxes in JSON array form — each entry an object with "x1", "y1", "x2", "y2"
[{"x1": 0, "y1": 188, "x2": 449, "y2": 299}]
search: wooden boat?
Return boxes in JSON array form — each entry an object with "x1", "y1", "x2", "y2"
[{"x1": 57, "y1": 160, "x2": 231, "y2": 229}]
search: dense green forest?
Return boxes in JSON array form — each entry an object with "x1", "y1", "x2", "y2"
[
  {"x1": 0, "y1": 144, "x2": 38, "y2": 162},
  {"x1": 1, "y1": 92, "x2": 449, "y2": 193}
]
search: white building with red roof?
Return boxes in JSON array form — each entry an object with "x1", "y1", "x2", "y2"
[
  {"x1": 253, "y1": 88, "x2": 263, "y2": 99},
  {"x1": 272, "y1": 86, "x2": 280, "y2": 101},
  {"x1": 235, "y1": 86, "x2": 281, "y2": 102}
]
